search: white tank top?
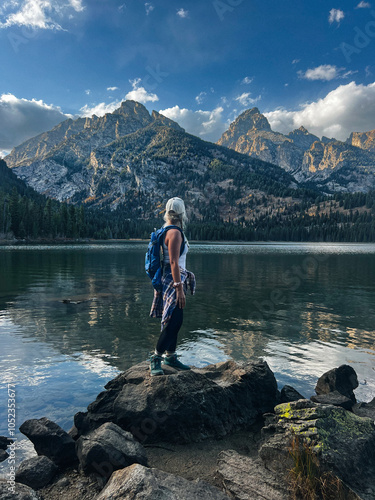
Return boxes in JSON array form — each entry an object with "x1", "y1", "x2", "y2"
[{"x1": 162, "y1": 226, "x2": 188, "y2": 270}]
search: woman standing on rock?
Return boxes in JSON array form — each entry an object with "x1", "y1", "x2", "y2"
[{"x1": 149, "y1": 197, "x2": 196, "y2": 376}]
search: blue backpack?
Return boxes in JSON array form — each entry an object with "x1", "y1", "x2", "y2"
[{"x1": 145, "y1": 225, "x2": 185, "y2": 291}]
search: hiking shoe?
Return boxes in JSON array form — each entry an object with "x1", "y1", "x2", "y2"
[
  {"x1": 150, "y1": 354, "x2": 164, "y2": 376},
  {"x1": 162, "y1": 353, "x2": 191, "y2": 371}
]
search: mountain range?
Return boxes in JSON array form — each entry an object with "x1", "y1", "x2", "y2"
[
  {"x1": 2, "y1": 101, "x2": 375, "y2": 241},
  {"x1": 217, "y1": 107, "x2": 375, "y2": 193},
  {"x1": 2, "y1": 100, "x2": 375, "y2": 226},
  {"x1": 4, "y1": 100, "x2": 312, "y2": 223}
]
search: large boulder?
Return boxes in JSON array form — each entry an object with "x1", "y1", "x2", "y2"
[
  {"x1": 19, "y1": 417, "x2": 77, "y2": 467},
  {"x1": 0, "y1": 480, "x2": 40, "y2": 499},
  {"x1": 259, "y1": 399, "x2": 375, "y2": 499},
  {"x1": 95, "y1": 463, "x2": 230, "y2": 500},
  {"x1": 217, "y1": 450, "x2": 289, "y2": 500},
  {"x1": 315, "y1": 365, "x2": 358, "y2": 403},
  {"x1": 76, "y1": 422, "x2": 147, "y2": 480},
  {"x1": 15, "y1": 456, "x2": 58, "y2": 489},
  {"x1": 74, "y1": 360, "x2": 278, "y2": 444}
]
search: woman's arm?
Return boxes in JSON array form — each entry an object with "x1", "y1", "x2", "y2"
[{"x1": 165, "y1": 229, "x2": 185, "y2": 309}]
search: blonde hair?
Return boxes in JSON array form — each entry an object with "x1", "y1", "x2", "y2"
[{"x1": 164, "y1": 197, "x2": 188, "y2": 229}]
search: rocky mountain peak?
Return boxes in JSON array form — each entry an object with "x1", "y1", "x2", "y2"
[
  {"x1": 217, "y1": 107, "x2": 272, "y2": 148},
  {"x1": 151, "y1": 110, "x2": 185, "y2": 132},
  {"x1": 112, "y1": 100, "x2": 152, "y2": 124},
  {"x1": 347, "y1": 129, "x2": 375, "y2": 153},
  {"x1": 287, "y1": 126, "x2": 320, "y2": 150},
  {"x1": 234, "y1": 107, "x2": 271, "y2": 132}
]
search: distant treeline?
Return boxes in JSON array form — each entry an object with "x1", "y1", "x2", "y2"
[{"x1": 1, "y1": 159, "x2": 375, "y2": 242}]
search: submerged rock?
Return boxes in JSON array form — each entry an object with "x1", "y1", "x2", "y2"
[
  {"x1": 95, "y1": 463, "x2": 230, "y2": 500},
  {"x1": 259, "y1": 399, "x2": 375, "y2": 499},
  {"x1": 15, "y1": 456, "x2": 58, "y2": 489},
  {"x1": 74, "y1": 360, "x2": 278, "y2": 444},
  {"x1": 315, "y1": 364, "x2": 358, "y2": 403},
  {"x1": 19, "y1": 417, "x2": 77, "y2": 467},
  {"x1": 76, "y1": 422, "x2": 147, "y2": 479}
]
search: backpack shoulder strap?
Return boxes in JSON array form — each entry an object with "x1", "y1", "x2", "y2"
[{"x1": 162, "y1": 225, "x2": 185, "y2": 256}]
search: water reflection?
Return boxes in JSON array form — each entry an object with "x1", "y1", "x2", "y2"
[{"x1": 0, "y1": 243, "x2": 375, "y2": 442}]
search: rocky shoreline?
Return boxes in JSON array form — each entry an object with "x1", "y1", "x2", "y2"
[{"x1": 1, "y1": 360, "x2": 375, "y2": 499}]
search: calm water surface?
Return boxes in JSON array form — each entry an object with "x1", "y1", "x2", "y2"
[{"x1": 1, "y1": 242, "x2": 375, "y2": 468}]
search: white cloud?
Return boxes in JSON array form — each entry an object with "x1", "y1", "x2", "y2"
[
  {"x1": 356, "y1": 1, "x2": 371, "y2": 7},
  {"x1": 85, "y1": 89, "x2": 91, "y2": 95},
  {"x1": 1, "y1": 149, "x2": 11, "y2": 158},
  {"x1": 177, "y1": 8, "x2": 188, "y2": 18},
  {"x1": 145, "y1": 2, "x2": 154, "y2": 15},
  {"x1": 299, "y1": 64, "x2": 343, "y2": 81},
  {"x1": 107, "y1": 86, "x2": 119, "y2": 92},
  {"x1": 235, "y1": 92, "x2": 261, "y2": 107},
  {"x1": 328, "y1": 8, "x2": 344, "y2": 24},
  {"x1": 0, "y1": 93, "x2": 71, "y2": 151},
  {"x1": 195, "y1": 91, "x2": 206, "y2": 105},
  {"x1": 69, "y1": 0, "x2": 84, "y2": 12},
  {"x1": 125, "y1": 78, "x2": 158, "y2": 103},
  {"x1": 241, "y1": 76, "x2": 253, "y2": 84},
  {"x1": 264, "y1": 81, "x2": 375, "y2": 141},
  {"x1": 80, "y1": 100, "x2": 121, "y2": 117},
  {"x1": 0, "y1": 0, "x2": 84, "y2": 30},
  {"x1": 159, "y1": 106, "x2": 226, "y2": 142},
  {"x1": 292, "y1": 59, "x2": 300, "y2": 65}
]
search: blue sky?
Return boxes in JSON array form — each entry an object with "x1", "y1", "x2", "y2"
[{"x1": 1, "y1": 0, "x2": 375, "y2": 155}]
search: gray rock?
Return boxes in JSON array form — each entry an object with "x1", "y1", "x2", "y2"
[
  {"x1": 68, "y1": 425, "x2": 79, "y2": 440},
  {"x1": 74, "y1": 360, "x2": 278, "y2": 445},
  {"x1": 95, "y1": 463, "x2": 230, "y2": 500},
  {"x1": 0, "y1": 436, "x2": 13, "y2": 450},
  {"x1": 311, "y1": 390, "x2": 354, "y2": 410},
  {"x1": 76, "y1": 422, "x2": 147, "y2": 479},
  {"x1": 217, "y1": 449, "x2": 288, "y2": 500},
  {"x1": 353, "y1": 397, "x2": 375, "y2": 421},
  {"x1": 259, "y1": 399, "x2": 375, "y2": 500},
  {"x1": 0, "y1": 479, "x2": 40, "y2": 499},
  {"x1": 315, "y1": 364, "x2": 358, "y2": 402},
  {"x1": 19, "y1": 417, "x2": 77, "y2": 467},
  {"x1": 280, "y1": 384, "x2": 305, "y2": 403},
  {"x1": 0, "y1": 449, "x2": 9, "y2": 462},
  {"x1": 15, "y1": 456, "x2": 58, "y2": 489}
]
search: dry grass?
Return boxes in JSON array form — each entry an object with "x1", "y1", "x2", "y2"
[{"x1": 288, "y1": 435, "x2": 346, "y2": 500}]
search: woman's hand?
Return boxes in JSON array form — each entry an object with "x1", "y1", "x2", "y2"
[{"x1": 176, "y1": 286, "x2": 186, "y2": 309}]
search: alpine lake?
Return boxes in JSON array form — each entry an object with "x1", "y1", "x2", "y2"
[{"x1": 1, "y1": 241, "x2": 375, "y2": 470}]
